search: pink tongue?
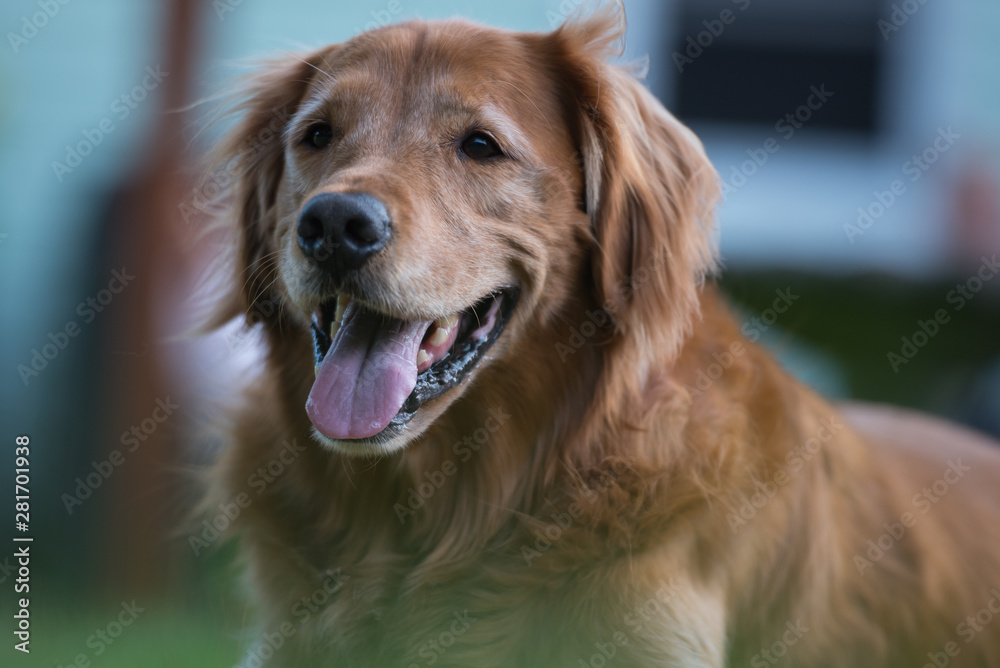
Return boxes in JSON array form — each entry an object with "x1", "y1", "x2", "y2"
[{"x1": 306, "y1": 304, "x2": 430, "y2": 440}]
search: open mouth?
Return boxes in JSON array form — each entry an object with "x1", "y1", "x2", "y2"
[{"x1": 306, "y1": 287, "x2": 518, "y2": 442}]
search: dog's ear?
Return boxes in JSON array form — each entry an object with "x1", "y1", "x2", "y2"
[
  {"x1": 203, "y1": 49, "x2": 331, "y2": 327},
  {"x1": 552, "y1": 7, "x2": 720, "y2": 361}
]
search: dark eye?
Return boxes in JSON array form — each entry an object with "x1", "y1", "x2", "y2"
[
  {"x1": 460, "y1": 132, "x2": 503, "y2": 160},
  {"x1": 303, "y1": 123, "x2": 334, "y2": 150}
]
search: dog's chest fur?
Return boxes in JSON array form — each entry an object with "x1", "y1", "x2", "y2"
[
  {"x1": 242, "y1": 511, "x2": 649, "y2": 667},
  {"x1": 226, "y1": 423, "x2": 680, "y2": 668}
]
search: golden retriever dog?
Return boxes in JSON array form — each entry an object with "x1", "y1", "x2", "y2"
[{"x1": 201, "y1": 5, "x2": 1000, "y2": 666}]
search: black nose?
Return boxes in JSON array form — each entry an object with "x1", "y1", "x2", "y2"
[{"x1": 296, "y1": 192, "x2": 391, "y2": 279}]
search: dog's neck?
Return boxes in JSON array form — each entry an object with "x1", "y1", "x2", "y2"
[
  {"x1": 267, "y1": 298, "x2": 655, "y2": 565},
  {"x1": 392, "y1": 309, "x2": 611, "y2": 554},
  {"x1": 259, "y1": 290, "x2": 735, "y2": 580}
]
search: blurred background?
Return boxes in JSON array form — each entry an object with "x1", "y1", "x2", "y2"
[{"x1": 1, "y1": 0, "x2": 998, "y2": 666}]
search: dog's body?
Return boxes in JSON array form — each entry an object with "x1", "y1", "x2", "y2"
[{"x1": 205, "y1": 8, "x2": 1000, "y2": 667}]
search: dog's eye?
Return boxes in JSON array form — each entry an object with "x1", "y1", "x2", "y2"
[
  {"x1": 303, "y1": 123, "x2": 334, "y2": 150},
  {"x1": 461, "y1": 132, "x2": 503, "y2": 160}
]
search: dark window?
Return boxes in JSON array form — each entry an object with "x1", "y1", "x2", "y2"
[{"x1": 670, "y1": 1, "x2": 885, "y2": 135}]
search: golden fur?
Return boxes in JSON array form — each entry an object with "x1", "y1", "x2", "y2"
[{"x1": 202, "y1": 6, "x2": 1000, "y2": 666}]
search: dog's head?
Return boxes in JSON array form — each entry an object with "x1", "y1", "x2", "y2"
[{"x1": 210, "y1": 6, "x2": 718, "y2": 456}]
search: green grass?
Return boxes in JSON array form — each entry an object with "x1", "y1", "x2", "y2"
[
  {"x1": 2, "y1": 605, "x2": 242, "y2": 668},
  {"x1": 718, "y1": 269, "x2": 1000, "y2": 417}
]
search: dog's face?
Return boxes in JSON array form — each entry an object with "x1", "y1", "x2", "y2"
[
  {"x1": 277, "y1": 23, "x2": 586, "y2": 454},
  {"x1": 216, "y1": 11, "x2": 719, "y2": 456}
]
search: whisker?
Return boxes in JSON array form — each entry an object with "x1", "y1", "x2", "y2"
[
  {"x1": 246, "y1": 271, "x2": 281, "y2": 315},
  {"x1": 239, "y1": 251, "x2": 284, "y2": 301},
  {"x1": 288, "y1": 54, "x2": 337, "y2": 86}
]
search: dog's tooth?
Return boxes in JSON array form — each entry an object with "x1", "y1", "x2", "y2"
[
  {"x1": 314, "y1": 364, "x2": 320, "y2": 378},
  {"x1": 334, "y1": 295, "x2": 352, "y2": 323},
  {"x1": 417, "y1": 349, "x2": 430, "y2": 365},
  {"x1": 434, "y1": 313, "x2": 459, "y2": 330},
  {"x1": 329, "y1": 320, "x2": 340, "y2": 340},
  {"x1": 428, "y1": 326, "x2": 450, "y2": 347},
  {"x1": 426, "y1": 314, "x2": 458, "y2": 347}
]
